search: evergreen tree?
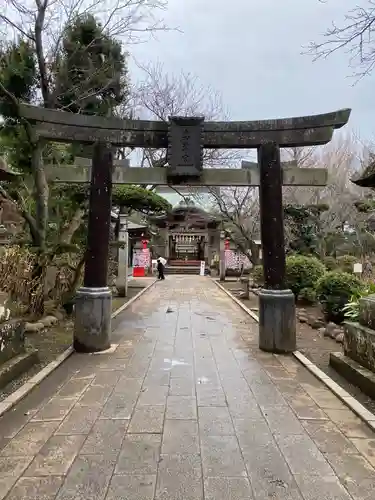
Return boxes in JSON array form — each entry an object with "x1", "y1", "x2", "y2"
[{"x1": 53, "y1": 14, "x2": 129, "y2": 115}]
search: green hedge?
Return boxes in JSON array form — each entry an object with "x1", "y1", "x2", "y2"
[
  {"x1": 322, "y1": 256, "x2": 337, "y2": 271},
  {"x1": 285, "y1": 255, "x2": 326, "y2": 298},
  {"x1": 316, "y1": 271, "x2": 363, "y2": 324},
  {"x1": 336, "y1": 255, "x2": 357, "y2": 274}
]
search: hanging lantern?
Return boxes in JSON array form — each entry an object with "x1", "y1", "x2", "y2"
[{"x1": 224, "y1": 239, "x2": 230, "y2": 250}]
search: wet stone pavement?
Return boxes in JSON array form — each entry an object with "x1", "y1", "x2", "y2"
[{"x1": 1, "y1": 276, "x2": 375, "y2": 500}]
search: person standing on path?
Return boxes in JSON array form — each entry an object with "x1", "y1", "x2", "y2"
[{"x1": 157, "y1": 258, "x2": 165, "y2": 280}]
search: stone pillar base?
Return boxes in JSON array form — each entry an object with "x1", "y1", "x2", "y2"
[
  {"x1": 258, "y1": 289, "x2": 296, "y2": 353},
  {"x1": 74, "y1": 287, "x2": 112, "y2": 353}
]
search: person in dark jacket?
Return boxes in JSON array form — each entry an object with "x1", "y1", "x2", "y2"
[{"x1": 157, "y1": 258, "x2": 165, "y2": 280}]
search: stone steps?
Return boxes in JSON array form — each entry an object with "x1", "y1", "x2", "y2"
[
  {"x1": 165, "y1": 266, "x2": 201, "y2": 275},
  {"x1": 168, "y1": 260, "x2": 202, "y2": 267}
]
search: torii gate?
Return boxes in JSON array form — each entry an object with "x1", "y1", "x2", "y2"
[{"x1": 19, "y1": 105, "x2": 351, "y2": 354}]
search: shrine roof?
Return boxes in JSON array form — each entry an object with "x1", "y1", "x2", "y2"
[{"x1": 150, "y1": 199, "x2": 219, "y2": 227}]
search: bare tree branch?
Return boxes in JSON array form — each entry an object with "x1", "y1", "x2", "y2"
[
  {"x1": 129, "y1": 61, "x2": 242, "y2": 177},
  {"x1": 307, "y1": 1, "x2": 375, "y2": 79},
  {"x1": 208, "y1": 185, "x2": 261, "y2": 264}
]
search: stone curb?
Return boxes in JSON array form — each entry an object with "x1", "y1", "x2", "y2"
[
  {"x1": 293, "y1": 350, "x2": 375, "y2": 432},
  {"x1": 111, "y1": 279, "x2": 156, "y2": 319},
  {"x1": 0, "y1": 346, "x2": 74, "y2": 418},
  {"x1": 211, "y1": 279, "x2": 260, "y2": 322},
  {"x1": 213, "y1": 279, "x2": 375, "y2": 431},
  {"x1": 0, "y1": 279, "x2": 157, "y2": 418}
]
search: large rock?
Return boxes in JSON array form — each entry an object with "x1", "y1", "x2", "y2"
[
  {"x1": 39, "y1": 315, "x2": 58, "y2": 327},
  {"x1": 24, "y1": 322, "x2": 45, "y2": 334},
  {"x1": 308, "y1": 317, "x2": 325, "y2": 329},
  {"x1": 336, "y1": 333, "x2": 344, "y2": 344},
  {"x1": 325, "y1": 322, "x2": 338, "y2": 339}
]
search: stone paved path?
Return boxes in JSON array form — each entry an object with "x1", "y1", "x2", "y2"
[{"x1": 1, "y1": 276, "x2": 375, "y2": 500}]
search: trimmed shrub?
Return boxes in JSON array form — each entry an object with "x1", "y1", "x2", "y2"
[
  {"x1": 316, "y1": 271, "x2": 363, "y2": 324},
  {"x1": 285, "y1": 255, "x2": 326, "y2": 298},
  {"x1": 298, "y1": 287, "x2": 316, "y2": 304},
  {"x1": 252, "y1": 265, "x2": 264, "y2": 285},
  {"x1": 323, "y1": 256, "x2": 338, "y2": 271},
  {"x1": 336, "y1": 255, "x2": 357, "y2": 274}
]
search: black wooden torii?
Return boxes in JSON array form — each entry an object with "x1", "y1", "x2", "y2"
[{"x1": 19, "y1": 104, "x2": 351, "y2": 354}]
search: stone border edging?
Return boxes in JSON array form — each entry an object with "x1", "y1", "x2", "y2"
[
  {"x1": 0, "y1": 279, "x2": 157, "y2": 418},
  {"x1": 211, "y1": 279, "x2": 260, "y2": 322},
  {"x1": 0, "y1": 346, "x2": 74, "y2": 418},
  {"x1": 212, "y1": 278, "x2": 375, "y2": 431},
  {"x1": 111, "y1": 279, "x2": 156, "y2": 319},
  {"x1": 294, "y1": 351, "x2": 375, "y2": 432}
]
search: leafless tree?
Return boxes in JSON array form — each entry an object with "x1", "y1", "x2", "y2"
[
  {"x1": 283, "y1": 134, "x2": 362, "y2": 222},
  {"x1": 307, "y1": 0, "x2": 375, "y2": 79},
  {"x1": 282, "y1": 133, "x2": 373, "y2": 256},
  {"x1": 209, "y1": 133, "x2": 371, "y2": 262},
  {"x1": 208, "y1": 186, "x2": 260, "y2": 265},
  {"x1": 131, "y1": 61, "x2": 242, "y2": 175}
]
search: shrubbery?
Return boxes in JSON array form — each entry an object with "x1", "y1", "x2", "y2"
[
  {"x1": 298, "y1": 287, "x2": 317, "y2": 304},
  {"x1": 316, "y1": 271, "x2": 363, "y2": 324},
  {"x1": 336, "y1": 255, "x2": 357, "y2": 274},
  {"x1": 251, "y1": 255, "x2": 367, "y2": 320},
  {"x1": 323, "y1": 256, "x2": 337, "y2": 271},
  {"x1": 285, "y1": 255, "x2": 326, "y2": 298}
]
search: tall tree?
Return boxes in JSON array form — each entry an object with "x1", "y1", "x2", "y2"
[
  {"x1": 53, "y1": 14, "x2": 129, "y2": 116},
  {"x1": 0, "y1": 12, "x2": 129, "y2": 247},
  {"x1": 0, "y1": 11, "x2": 131, "y2": 313}
]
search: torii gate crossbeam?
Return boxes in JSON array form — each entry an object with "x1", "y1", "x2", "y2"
[{"x1": 19, "y1": 105, "x2": 351, "y2": 355}]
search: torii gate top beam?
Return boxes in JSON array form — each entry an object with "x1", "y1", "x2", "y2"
[{"x1": 19, "y1": 104, "x2": 351, "y2": 148}]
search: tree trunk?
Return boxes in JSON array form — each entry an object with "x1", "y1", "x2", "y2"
[
  {"x1": 32, "y1": 141, "x2": 49, "y2": 251},
  {"x1": 249, "y1": 242, "x2": 260, "y2": 266},
  {"x1": 62, "y1": 255, "x2": 85, "y2": 313},
  {"x1": 28, "y1": 252, "x2": 46, "y2": 316},
  {"x1": 59, "y1": 208, "x2": 85, "y2": 244},
  {"x1": 28, "y1": 140, "x2": 49, "y2": 315}
]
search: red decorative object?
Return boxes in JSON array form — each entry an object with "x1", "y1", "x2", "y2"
[
  {"x1": 224, "y1": 239, "x2": 230, "y2": 250},
  {"x1": 133, "y1": 267, "x2": 145, "y2": 277},
  {"x1": 142, "y1": 239, "x2": 148, "y2": 249}
]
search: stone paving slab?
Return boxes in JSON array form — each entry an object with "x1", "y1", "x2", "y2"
[{"x1": 0, "y1": 276, "x2": 375, "y2": 500}]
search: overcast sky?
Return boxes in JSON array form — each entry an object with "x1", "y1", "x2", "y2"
[{"x1": 130, "y1": 0, "x2": 373, "y2": 146}]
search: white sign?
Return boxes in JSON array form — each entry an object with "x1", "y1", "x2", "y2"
[
  {"x1": 353, "y1": 263, "x2": 363, "y2": 274},
  {"x1": 200, "y1": 261, "x2": 205, "y2": 276}
]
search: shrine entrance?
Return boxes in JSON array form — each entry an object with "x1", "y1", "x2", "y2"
[
  {"x1": 169, "y1": 233, "x2": 204, "y2": 261},
  {"x1": 19, "y1": 105, "x2": 351, "y2": 355},
  {"x1": 150, "y1": 199, "x2": 220, "y2": 268}
]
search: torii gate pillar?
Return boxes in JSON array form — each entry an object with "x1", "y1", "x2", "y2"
[
  {"x1": 257, "y1": 143, "x2": 296, "y2": 353},
  {"x1": 19, "y1": 104, "x2": 351, "y2": 355},
  {"x1": 74, "y1": 143, "x2": 113, "y2": 352}
]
